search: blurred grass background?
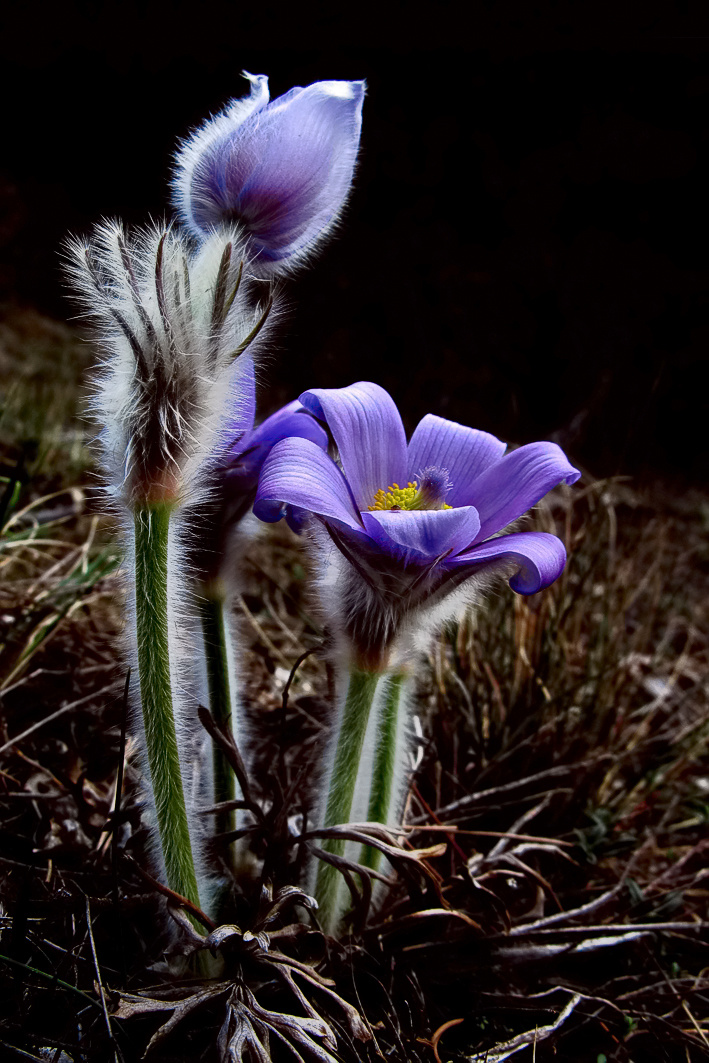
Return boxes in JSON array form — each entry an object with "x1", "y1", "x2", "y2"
[{"x1": 1, "y1": 310, "x2": 706, "y2": 1057}]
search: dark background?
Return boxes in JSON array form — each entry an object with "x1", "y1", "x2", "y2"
[{"x1": 2, "y1": 7, "x2": 708, "y2": 485}]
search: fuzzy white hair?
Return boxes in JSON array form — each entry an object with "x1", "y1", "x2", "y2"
[
  {"x1": 310, "y1": 522, "x2": 510, "y2": 674},
  {"x1": 305, "y1": 521, "x2": 516, "y2": 915},
  {"x1": 65, "y1": 220, "x2": 276, "y2": 507},
  {"x1": 171, "y1": 73, "x2": 270, "y2": 244}
]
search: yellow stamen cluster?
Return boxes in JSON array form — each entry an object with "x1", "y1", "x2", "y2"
[
  {"x1": 369, "y1": 481, "x2": 418, "y2": 511},
  {"x1": 368, "y1": 481, "x2": 452, "y2": 512}
]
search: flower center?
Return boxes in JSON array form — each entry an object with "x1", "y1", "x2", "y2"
[{"x1": 368, "y1": 467, "x2": 452, "y2": 512}]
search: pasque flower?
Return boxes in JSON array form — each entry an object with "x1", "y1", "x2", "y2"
[
  {"x1": 255, "y1": 381, "x2": 580, "y2": 667},
  {"x1": 66, "y1": 220, "x2": 274, "y2": 920},
  {"x1": 188, "y1": 362, "x2": 328, "y2": 863},
  {"x1": 172, "y1": 72, "x2": 365, "y2": 272},
  {"x1": 255, "y1": 382, "x2": 580, "y2": 935}
]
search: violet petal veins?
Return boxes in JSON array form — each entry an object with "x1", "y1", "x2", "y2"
[
  {"x1": 254, "y1": 436, "x2": 363, "y2": 534},
  {"x1": 254, "y1": 381, "x2": 580, "y2": 663},
  {"x1": 172, "y1": 73, "x2": 365, "y2": 272},
  {"x1": 302, "y1": 382, "x2": 408, "y2": 508},
  {"x1": 256, "y1": 380, "x2": 579, "y2": 579}
]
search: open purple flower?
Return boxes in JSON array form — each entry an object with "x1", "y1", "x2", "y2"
[
  {"x1": 172, "y1": 72, "x2": 365, "y2": 273},
  {"x1": 254, "y1": 382, "x2": 580, "y2": 665}
]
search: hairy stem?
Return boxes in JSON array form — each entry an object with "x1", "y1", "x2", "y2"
[
  {"x1": 198, "y1": 590, "x2": 237, "y2": 850},
  {"x1": 133, "y1": 502, "x2": 201, "y2": 918},
  {"x1": 360, "y1": 672, "x2": 406, "y2": 871},
  {"x1": 314, "y1": 668, "x2": 380, "y2": 936}
]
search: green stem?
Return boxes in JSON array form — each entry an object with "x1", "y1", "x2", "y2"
[
  {"x1": 314, "y1": 668, "x2": 380, "y2": 935},
  {"x1": 198, "y1": 590, "x2": 236, "y2": 846},
  {"x1": 133, "y1": 502, "x2": 201, "y2": 917},
  {"x1": 360, "y1": 672, "x2": 405, "y2": 872}
]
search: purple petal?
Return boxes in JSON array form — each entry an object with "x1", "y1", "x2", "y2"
[
  {"x1": 407, "y1": 414, "x2": 507, "y2": 507},
  {"x1": 172, "y1": 73, "x2": 269, "y2": 232},
  {"x1": 230, "y1": 357, "x2": 257, "y2": 439},
  {"x1": 465, "y1": 442, "x2": 581, "y2": 542},
  {"x1": 300, "y1": 382, "x2": 407, "y2": 511},
  {"x1": 450, "y1": 531, "x2": 568, "y2": 594},
  {"x1": 240, "y1": 359, "x2": 258, "y2": 434},
  {"x1": 284, "y1": 506, "x2": 311, "y2": 535},
  {"x1": 253, "y1": 436, "x2": 362, "y2": 532},
  {"x1": 178, "y1": 78, "x2": 364, "y2": 268},
  {"x1": 224, "y1": 72, "x2": 271, "y2": 124},
  {"x1": 223, "y1": 391, "x2": 328, "y2": 498},
  {"x1": 214, "y1": 356, "x2": 257, "y2": 456},
  {"x1": 238, "y1": 400, "x2": 328, "y2": 457},
  {"x1": 361, "y1": 506, "x2": 481, "y2": 564}
]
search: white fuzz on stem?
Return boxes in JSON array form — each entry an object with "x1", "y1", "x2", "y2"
[
  {"x1": 66, "y1": 221, "x2": 275, "y2": 918},
  {"x1": 307, "y1": 526, "x2": 510, "y2": 935}
]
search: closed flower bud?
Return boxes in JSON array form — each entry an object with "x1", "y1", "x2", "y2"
[{"x1": 172, "y1": 72, "x2": 365, "y2": 274}]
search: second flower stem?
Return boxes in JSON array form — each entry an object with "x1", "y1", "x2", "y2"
[
  {"x1": 198, "y1": 589, "x2": 237, "y2": 846},
  {"x1": 360, "y1": 671, "x2": 405, "y2": 872},
  {"x1": 314, "y1": 668, "x2": 380, "y2": 935}
]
